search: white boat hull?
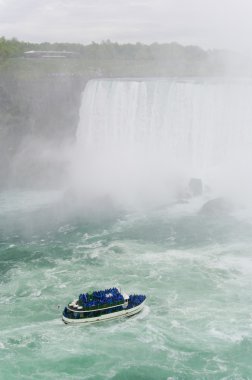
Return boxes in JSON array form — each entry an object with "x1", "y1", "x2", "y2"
[{"x1": 62, "y1": 300, "x2": 145, "y2": 325}]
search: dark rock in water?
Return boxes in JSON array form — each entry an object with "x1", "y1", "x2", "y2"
[
  {"x1": 177, "y1": 178, "x2": 203, "y2": 202},
  {"x1": 188, "y1": 178, "x2": 203, "y2": 197},
  {"x1": 199, "y1": 197, "x2": 233, "y2": 216}
]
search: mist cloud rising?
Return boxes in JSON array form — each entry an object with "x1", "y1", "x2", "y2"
[{"x1": 69, "y1": 78, "x2": 252, "y2": 209}]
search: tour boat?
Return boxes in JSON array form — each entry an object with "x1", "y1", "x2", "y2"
[{"x1": 62, "y1": 287, "x2": 146, "y2": 324}]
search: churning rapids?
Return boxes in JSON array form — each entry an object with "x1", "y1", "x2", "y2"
[{"x1": 1, "y1": 78, "x2": 252, "y2": 379}]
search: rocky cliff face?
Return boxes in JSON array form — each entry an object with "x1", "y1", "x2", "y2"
[{"x1": 0, "y1": 73, "x2": 87, "y2": 188}]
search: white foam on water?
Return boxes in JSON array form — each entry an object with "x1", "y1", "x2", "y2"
[
  {"x1": 1, "y1": 188, "x2": 252, "y2": 378},
  {"x1": 209, "y1": 328, "x2": 244, "y2": 343},
  {"x1": 2, "y1": 74, "x2": 252, "y2": 379}
]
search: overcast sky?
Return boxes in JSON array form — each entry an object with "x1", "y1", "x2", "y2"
[{"x1": 0, "y1": 0, "x2": 252, "y2": 51}]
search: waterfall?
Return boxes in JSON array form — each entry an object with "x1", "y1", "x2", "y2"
[{"x1": 73, "y1": 78, "x2": 252, "y2": 205}]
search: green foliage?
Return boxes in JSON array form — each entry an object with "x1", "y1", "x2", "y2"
[
  {"x1": 0, "y1": 36, "x2": 247, "y2": 188},
  {"x1": 1, "y1": 36, "x2": 235, "y2": 78},
  {"x1": 0, "y1": 37, "x2": 24, "y2": 60},
  {"x1": 0, "y1": 36, "x2": 206, "y2": 63}
]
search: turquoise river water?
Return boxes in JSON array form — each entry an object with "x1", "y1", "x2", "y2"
[
  {"x1": 0, "y1": 190, "x2": 252, "y2": 380},
  {"x1": 1, "y1": 78, "x2": 252, "y2": 379}
]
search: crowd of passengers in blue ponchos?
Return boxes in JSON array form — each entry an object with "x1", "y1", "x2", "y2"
[
  {"x1": 63, "y1": 288, "x2": 146, "y2": 319},
  {"x1": 79, "y1": 288, "x2": 124, "y2": 308}
]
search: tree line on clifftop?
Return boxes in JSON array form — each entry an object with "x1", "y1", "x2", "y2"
[
  {"x1": 0, "y1": 36, "x2": 206, "y2": 60},
  {"x1": 0, "y1": 36, "x2": 239, "y2": 77},
  {"x1": 0, "y1": 36, "x2": 250, "y2": 188}
]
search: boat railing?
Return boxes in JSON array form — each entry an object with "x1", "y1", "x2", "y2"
[{"x1": 67, "y1": 300, "x2": 125, "y2": 313}]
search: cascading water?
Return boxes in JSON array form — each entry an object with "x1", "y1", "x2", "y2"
[
  {"x1": 73, "y1": 78, "x2": 252, "y2": 205},
  {"x1": 1, "y1": 78, "x2": 252, "y2": 380}
]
